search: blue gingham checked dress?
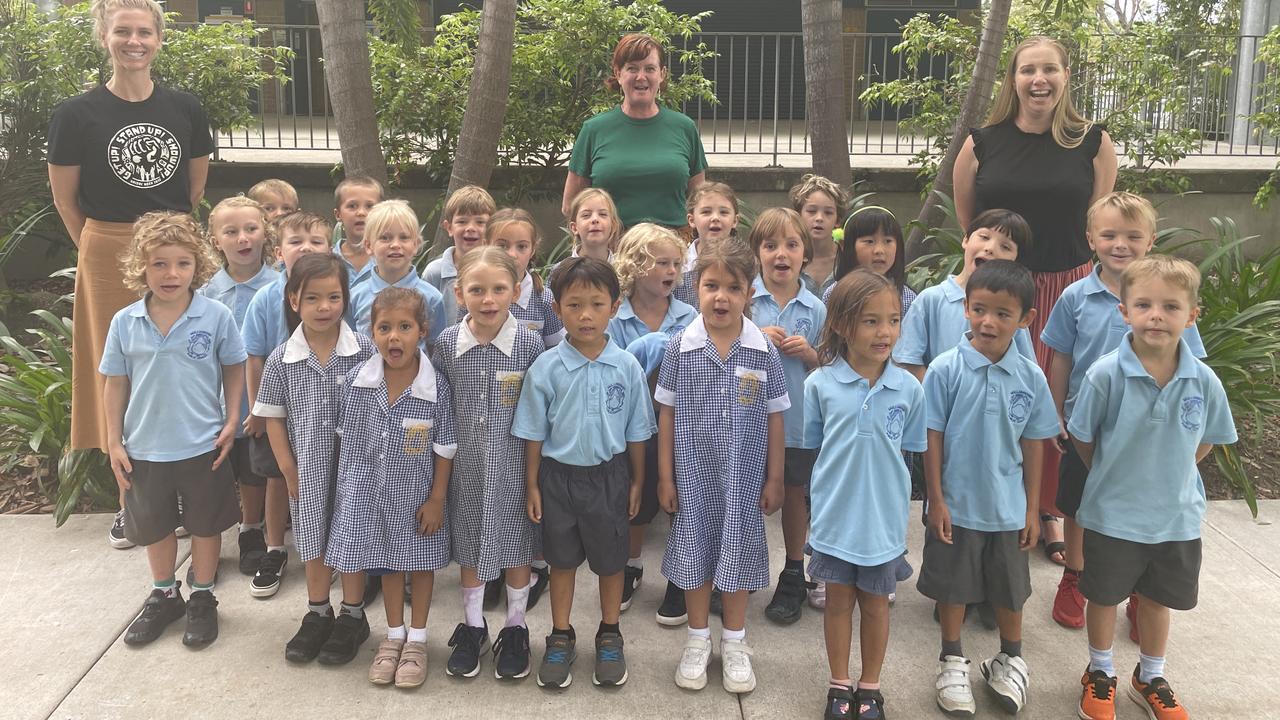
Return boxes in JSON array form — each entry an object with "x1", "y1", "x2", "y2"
[
  {"x1": 510, "y1": 272, "x2": 565, "y2": 347},
  {"x1": 431, "y1": 313, "x2": 545, "y2": 582},
  {"x1": 253, "y1": 325, "x2": 375, "y2": 563},
  {"x1": 325, "y1": 353, "x2": 457, "y2": 573},
  {"x1": 654, "y1": 316, "x2": 790, "y2": 592}
]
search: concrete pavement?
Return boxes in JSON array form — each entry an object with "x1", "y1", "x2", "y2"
[{"x1": 5, "y1": 501, "x2": 1277, "y2": 720}]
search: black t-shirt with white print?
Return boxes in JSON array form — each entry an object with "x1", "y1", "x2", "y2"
[{"x1": 48, "y1": 84, "x2": 214, "y2": 223}]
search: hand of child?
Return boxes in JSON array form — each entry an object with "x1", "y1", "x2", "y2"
[
  {"x1": 760, "y1": 325, "x2": 787, "y2": 347},
  {"x1": 1019, "y1": 510, "x2": 1040, "y2": 550},
  {"x1": 927, "y1": 502, "x2": 953, "y2": 544},
  {"x1": 417, "y1": 497, "x2": 444, "y2": 535},
  {"x1": 759, "y1": 478, "x2": 784, "y2": 515},
  {"x1": 778, "y1": 335, "x2": 811, "y2": 357},
  {"x1": 657, "y1": 478, "x2": 678, "y2": 514},
  {"x1": 211, "y1": 422, "x2": 235, "y2": 471},
  {"x1": 107, "y1": 444, "x2": 133, "y2": 491},
  {"x1": 526, "y1": 485, "x2": 542, "y2": 524},
  {"x1": 628, "y1": 482, "x2": 641, "y2": 520},
  {"x1": 283, "y1": 468, "x2": 300, "y2": 501},
  {"x1": 244, "y1": 414, "x2": 265, "y2": 438},
  {"x1": 1053, "y1": 424, "x2": 1069, "y2": 454}
]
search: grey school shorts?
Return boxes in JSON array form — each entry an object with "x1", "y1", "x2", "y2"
[
  {"x1": 229, "y1": 436, "x2": 266, "y2": 487},
  {"x1": 783, "y1": 447, "x2": 817, "y2": 488},
  {"x1": 538, "y1": 453, "x2": 631, "y2": 576},
  {"x1": 631, "y1": 437, "x2": 660, "y2": 527},
  {"x1": 917, "y1": 525, "x2": 1032, "y2": 611},
  {"x1": 123, "y1": 449, "x2": 240, "y2": 547},
  {"x1": 1080, "y1": 530, "x2": 1201, "y2": 611},
  {"x1": 248, "y1": 433, "x2": 282, "y2": 479},
  {"x1": 808, "y1": 550, "x2": 913, "y2": 597},
  {"x1": 1055, "y1": 441, "x2": 1089, "y2": 519}
]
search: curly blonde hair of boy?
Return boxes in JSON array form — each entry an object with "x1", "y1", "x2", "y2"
[
  {"x1": 121, "y1": 211, "x2": 220, "y2": 295},
  {"x1": 788, "y1": 174, "x2": 849, "y2": 221},
  {"x1": 92, "y1": 0, "x2": 164, "y2": 47},
  {"x1": 207, "y1": 195, "x2": 276, "y2": 267},
  {"x1": 612, "y1": 223, "x2": 687, "y2": 298}
]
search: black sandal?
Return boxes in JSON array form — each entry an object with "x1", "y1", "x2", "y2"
[{"x1": 1040, "y1": 513, "x2": 1066, "y2": 566}]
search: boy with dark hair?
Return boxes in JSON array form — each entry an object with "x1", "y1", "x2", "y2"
[
  {"x1": 513, "y1": 257, "x2": 655, "y2": 689},
  {"x1": 918, "y1": 259, "x2": 1060, "y2": 716}
]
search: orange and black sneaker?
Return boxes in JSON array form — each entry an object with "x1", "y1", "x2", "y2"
[
  {"x1": 1078, "y1": 667, "x2": 1117, "y2": 720},
  {"x1": 1127, "y1": 666, "x2": 1189, "y2": 720}
]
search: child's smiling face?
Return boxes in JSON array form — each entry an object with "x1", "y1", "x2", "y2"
[
  {"x1": 365, "y1": 220, "x2": 420, "y2": 281},
  {"x1": 445, "y1": 212, "x2": 489, "y2": 255}
]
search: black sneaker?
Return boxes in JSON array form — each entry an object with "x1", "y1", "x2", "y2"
[
  {"x1": 536, "y1": 632, "x2": 576, "y2": 689},
  {"x1": 853, "y1": 687, "x2": 886, "y2": 719},
  {"x1": 483, "y1": 572, "x2": 504, "y2": 611},
  {"x1": 109, "y1": 509, "x2": 134, "y2": 549},
  {"x1": 250, "y1": 549, "x2": 288, "y2": 598},
  {"x1": 656, "y1": 580, "x2": 687, "y2": 626},
  {"x1": 316, "y1": 611, "x2": 369, "y2": 665},
  {"x1": 446, "y1": 621, "x2": 489, "y2": 677},
  {"x1": 285, "y1": 609, "x2": 334, "y2": 662},
  {"x1": 765, "y1": 567, "x2": 807, "y2": 625},
  {"x1": 825, "y1": 685, "x2": 854, "y2": 720},
  {"x1": 124, "y1": 585, "x2": 185, "y2": 645},
  {"x1": 493, "y1": 624, "x2": 532, "y2": 679},
  {"x1": 620, "y1": 565, "x2": 643, "y2": 612},
  {"x1": 527, "y1": 564, "x2": 550, "y2": 610},
  {"x1": 592, "y1": 631, "x2": 628, "y2": 686},
  {"x1": 182, "y1": 590, "x2": 219, "y2": 647},
  {"x1": 362, "y1": 575, "x2": 381, "y2": 606},
  {"x1": 238, "y1": 528, "x2": 267, "y2": 575}
]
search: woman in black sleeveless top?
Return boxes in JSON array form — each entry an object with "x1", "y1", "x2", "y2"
[{"x1": 952, "y1": 37, "x2": 1116, "y2": 570}]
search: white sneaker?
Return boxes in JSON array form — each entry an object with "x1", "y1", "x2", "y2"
[
  {"x1": 174, "y1": 525, "x2": 190, "y2": 539},
  {"x1": 936, "y1": 655, "x2": 976, "y2": 716},
  {"x1": 720, "y1": 638, "x2": 756, "y2": 693},
  {"x1": 888, "y1": 591, "x2": 897, "y2": 607},
  {"x1": 108, "y1": 510, "x2": 135, "y2": 549},
  {"x1": 675, "y1": 634, "x2": 711, "y2": 690},
  {"x1": 808, "y1": 580, "x2": 827, "y2": 609},
  {"x1": 981, "y1": 652, "x2": 1029, "y2": 714}
]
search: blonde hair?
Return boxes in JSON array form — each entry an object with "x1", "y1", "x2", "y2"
[
  {"x1": 613, "y1": 223, "x2": 688, "y2": 298},
  {"x1": 749, "y1": 207, "x2": 812, "y2": 264},
  {"x1": 485, "y1": 207, "x2": 544, "y2": 292},
  {"x1": 1121, "y1": 255, "x2": 1201, "y2": 304},
  {"x1": 121, "y1": 211, "x2": 219, "y2": 295},
  {"x1": 686, "y1": 181, "x2": 740, "y2": 216},
  {"x1": 985, "y1": 37, "x2": 1094, "y2": 150},
  {"x1": 789, "y1": 174, "x2": 849, "y2": 221},
  {"x1": 1087, "y1": 191, "x2": 1157, "y2": 236},
  {"x1": 333, "y1": 175, "x2": 384, "y2": 208},
  {"x1": 207, "y1": 196, "x2": 275, "y2": 267},
  {"x1": 817, "y1": 269, "x2": 898, "y2": 366},
  {"x1": 247, "y1": 179, "x2": 299, "y2": 208},
  {"x1": 275, "y1": 210, "x2": 332, "y2": 240},
  {"x1": 568, "y1": 188, "x2": 623, "y2": 252},
  {"x1": 457, "y1": 245, "x2": 520, "y2": 288},
  {"x1": 92, "y1": 0, "x2": 164, "y2": 47},
  {"x1": 443, "y1": 185, "x2": 497, "y2": 222},
  {"x1": 363, "y1": 199, "x2": 422, "y2": 252}
]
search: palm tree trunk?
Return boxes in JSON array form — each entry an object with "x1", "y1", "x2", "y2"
[
  {"x1": 801, "y1": 0, "x2": 851, "y2": 185},
  {"x1": 433, "y1": 0, "x2": 517, "y2": 249},
  {"x1": 314, "y1": 0, "x2": 387, "y2": 184},
  {"x1": 906, "y1": 0, "x2": 1012, "y2": 258}
]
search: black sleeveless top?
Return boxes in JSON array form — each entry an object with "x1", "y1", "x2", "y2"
[{"x1": 971, "y1": 121, "x2": 1105, "y2": 273}]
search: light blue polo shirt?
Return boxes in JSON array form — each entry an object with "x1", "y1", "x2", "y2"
[
  {"x1": 1041, "y1": 265, "x2": 1207, "y2": 420},
  {"x1": 200, "y1": 264, "x2": 281, "y2": 438},
  {"x1": 512, "y1": 339, "x2": 656, "y2": 467},
  {"x1": 894, "y1": 276, "x2": 1035, "y2": 367},
  {"x1": 607, "y1": 296, "x2": 699, "y2": 350},
  {"x1": 924, "y1": 334, "x2": 1060, "y2": 532},
  {"x1": 332, "y1": 232, "x2": 375, "y2": 290},
  {"x1": 421, "y1": 246, "x2": 462, "y2": 324},
  {"x1": 625, "y1": 331, "x2": 670, "y2": 376},
  {"x1": 751, "y1": 277, "x2": 827, "y2": 447},
  {"x1": 99, "y1": 293, "x2": 248, "y2": 462},
  {"x1": 803, "y1": 359, "x2": 926, "y2": 566},
  {"x1": 348, "y1": 268, "x2": 448, "y2": 346},
  {"x1": 1068, "y1": 335, "x2": 1236, "y2": 544},
  {"x1": 241, "y1": 275, "x2": 289, "y2": 358}
]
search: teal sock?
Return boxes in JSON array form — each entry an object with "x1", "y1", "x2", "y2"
[{"x1": 191, "y1": 580, "x2": 215, "y2": 594}]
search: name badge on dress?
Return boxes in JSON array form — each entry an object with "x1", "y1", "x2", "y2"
[
  {"x1": 522, "y1": 319, "x2": 544, "y2": 335},
  {"x1": 495, "y1": 370, "x2": 525, "y2": 407},
  {"x1": 734, "y1": 367, "x2": 766, "y2": 406},
  {"x1": 401, "y1": 418, "x2": 433, "y2": 455}
]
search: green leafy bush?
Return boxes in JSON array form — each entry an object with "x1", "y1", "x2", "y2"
[{"x1": 1251, "y1": 25, "x2": 1280, "y2": 208}]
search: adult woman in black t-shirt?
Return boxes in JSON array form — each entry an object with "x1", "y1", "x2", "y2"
[
  {"x1": 48, "y1": 0, "x2": 214, "y2": 454},
  {"x1": 953, "y1": 36, "x2": 1116, "y2": 567}
]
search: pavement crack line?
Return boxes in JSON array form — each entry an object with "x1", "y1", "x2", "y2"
[{"x1": 1203, "y1": 517, "x2": 1280, "y2": 581}]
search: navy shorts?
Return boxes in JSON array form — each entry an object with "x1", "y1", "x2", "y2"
[
  {"x1": 538, "y1": 453, "x2": 631, "y2": 576},
  {"x1": 917, "y1": 526, "x2": 1032, "y2": 611}
]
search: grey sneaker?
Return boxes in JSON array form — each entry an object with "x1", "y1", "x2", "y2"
[
  {"x1": 593, "y1": 632, "x2": 628, "y2": 687},
  {"x1": 536, "y1": 632, "x2": 576, "y2": 689}
]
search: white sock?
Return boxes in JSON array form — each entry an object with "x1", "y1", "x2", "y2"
[
  {"x1": 505, "y1": 582, "x2": 530, "y2": 628},
  {"x1": 531, "y1": 559, "x2": 548, "y2": 571},
  {"x1": 387, "y1": 624, "x2": 406, "y2": 641},
  {"x1": 267, "y1": 545, "x2": 285, "y2": 554},
  {"x1": 688, "y1": 625, "x2": 711, "y2": 640},
  {"x1": 408, "y1": 626, "x2": 427, "y2": 643},
  {"x1": 627, "y1": 557, "x2": 644, "y2": 570},
  {"x1": 1089, "y1": 645, "x2": 1115, "y2": 676},
  {"x1": 462, "y1": 585, "x2": 485, "y2": 627},
  {"x1": 240, "y1": 522, "x2": 263, "y2": 533},
  {"x1": 1138, "y1": 653, "x2": 1166, "y2": 683},
  {"x1": 722, "y1": 627, "x2": 746, "y2": 643}
]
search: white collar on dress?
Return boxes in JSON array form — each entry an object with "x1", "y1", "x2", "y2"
[
  {"x1": 281, "y1": 322, "x2": 362, "y2": 363},
  {"x1": 515, "y1": 272, "x2": 534, "y2": 309},
  {"x1": 350, "y1": 349, "x2": 438, "y2": 401},
  {"x1": 455, "y1": 310, "x2": 518, "y2": 357},
  {"x1": 679, "y1": 314, "x2": 769, "y2": 353}
]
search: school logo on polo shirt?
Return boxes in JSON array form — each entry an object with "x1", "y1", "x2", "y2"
[
  {"x1": 107, "y1": 123, "x2": 182, "y2": 190},
  {"x1": 1008, "y1": 390, "x2": 1033, "y2": 424},
  {"x1": 886, "y1": 405, "x2": 906, "y2": 440},
  {"x1": 186, "y1": 330, "x2": 212, "y2": 360},
  {"x1": 606, "y1": 383, "x2": 625, "y2": 414},
  {"x1": 496, "y1": 370, "x2": 524, "y2": 407},
  {"x1": 793, "y1": 318, "x2": 813, "y2": 337},
  {"x1": 736, "y1": 367, "x2": 764, "y2": 405},
  {"x1": 1180, "y1": 396, "x2": 1204, "y2": 431}
]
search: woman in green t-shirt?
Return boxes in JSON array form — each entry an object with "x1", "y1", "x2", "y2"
[{"x1": 562, "y1": 33, "x2": 708, "y2": 229}]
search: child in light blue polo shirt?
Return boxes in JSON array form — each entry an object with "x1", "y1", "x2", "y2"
[
  {"x1": 608, "y1": 223, "x2": 698, "y2": 350},
  {"x1": 894, "y1": 209, "x2": 1037, "y2": 381},
  {"x1": 422, "y1": 185, "x2": 495, "y2": 324},
  {"x1": 345, "y1": 200, "x2": 446, "y2": 346},
  {"x1": 1040, "y1": 191, "x2": 1208, "y2": 632},
  {"x1": 916, "y1": 260, "x2": 1059, "y2": 717},
  {"x1": 1067, "y1": 255, "x2": 1234, "y2": 720},
  {"x1": 330, "y1": 176, "x2": 383, "y2": 290},
  {"x1": 802, "y1": 269, "x2": 925, "y2": 719},
  {"x1": 746, "y1": 208, "x2": 828, "y2": 626},
  {"x1": 513, "y1": 257, "x2": 654, "y2": 689},
  {"x1": 100, "y1": 211, "x2": 247, "y2": 649}
]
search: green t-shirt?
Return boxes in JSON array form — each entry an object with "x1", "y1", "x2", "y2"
[{"x1": 568, "y1": 106, "x2": 708, "y2": 228}]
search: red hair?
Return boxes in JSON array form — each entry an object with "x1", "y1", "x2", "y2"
[{"x1": 605, "y1": 34, "x2": 669, "y2": 93}]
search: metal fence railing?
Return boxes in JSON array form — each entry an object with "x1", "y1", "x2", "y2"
[{"x1": 211, "y1": 27, "x2": 1279, "y2": 163}]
